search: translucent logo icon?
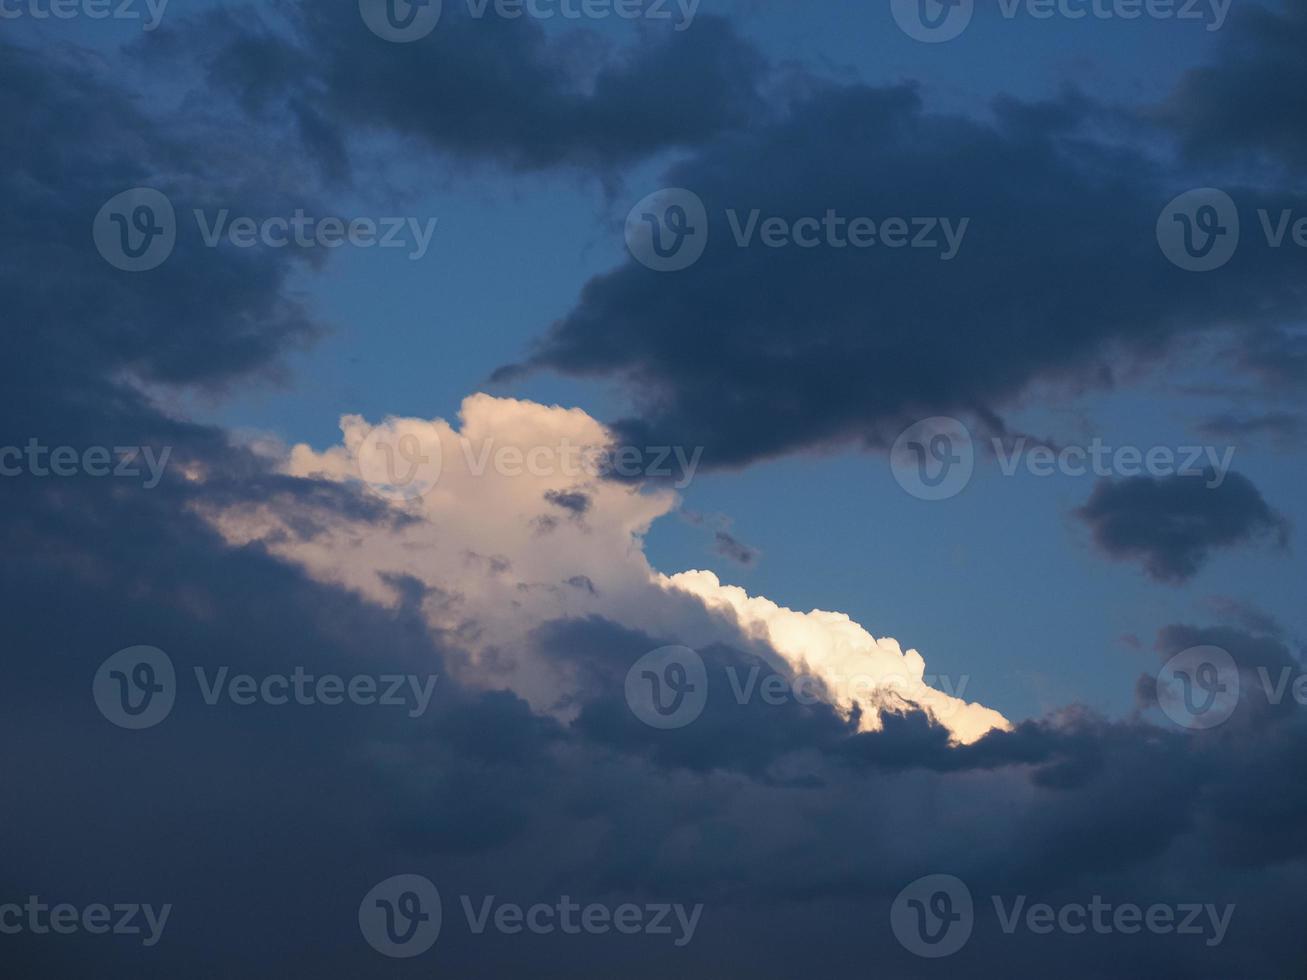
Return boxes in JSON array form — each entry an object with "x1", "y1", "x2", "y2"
[
  {"x1": 359, "y1": 874, "x2": 442, "y2": 958},
  {"x1": 626, "y1": 189, "x2": 709, "y2": 272},
  {"x1": 625, "y1": 645, "x2": 708, "y2": 729},
  {"x1": 93, "y1": 646, "x2": 176, "y2": 730},
  {"x1": 891, "y1": 417, "x2": 975, "y2": 500},
  {"x1": 359, "y1": 0, "x2": 442, "y2": 42},
  {"x1": 1156, "y1": 645, "x2": 1240, "y2": 730},
  {"x1": 891, "y1": 873, "x2": 974, "y2": 958},
  {"x1": 891, "y1": 0, "x2": 974, "y2": 43},
  {"x1": 1157, "y1": 188, "x2": 1239, "y2": 272},
  {"x1": 356, "y1": 425, "x2": 443, "y2": 501},
  {"x1": 93, "y1": 188, "x2": 176, "y2": 272}
]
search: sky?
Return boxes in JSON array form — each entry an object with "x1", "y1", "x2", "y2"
[{"x1": 2, "y1": 0, "x2": 1306, "y2": 976}]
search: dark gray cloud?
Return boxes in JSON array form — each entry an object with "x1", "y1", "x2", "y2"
[
  {"x1": 1230, "y1": 326, "x2": 1307, "y2": 393},
  {"x1": 1075, "y1": 472, "x2": 1290, "y2": 583},
  {"x1": 502, "y1": 81, "x2": 1307, "y2": 468},
  {"x1": 141, "y1": 2, "x2": 768, "y2": 179},
  {"x1": 1155, "y1": 0, "x2": 1307, "y2": 173},
  {"x1": 713, "y1": 530, "x2": 759, "y2": 566},
  {"x1": 1202, "y1": 596, "x2": 1287, "y2": 638},
  {"x1": 544, "y1": 489, "x2": 592, "y2": 515},
  {"x1": 1199, "y1": 410, "x2": 1305, "y2": 448},
  {"x1": 6, "y1": 7, "x2": 1307, "y2": 978},
  {"x1": 0, "y1": 41, "x2": 323, "y2": 393}
]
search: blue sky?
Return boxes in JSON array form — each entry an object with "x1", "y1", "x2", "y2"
[{"x1": 97, "y1": 0, "x2": 1297, "y2": 726}]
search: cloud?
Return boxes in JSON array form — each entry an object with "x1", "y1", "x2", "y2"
[
  {"x1": 502, "y1": 83, "x2": 1307, "y2": 468},
  {"x1": 661, "y1": 568, "x2": 1010, "y2": 744},
  {"x1": 1074, "y1": 472, "x2": 1290, "y2": 583},
  {"x1": 6, "y1": 9, "x2": 1307, "y2": 977},
  {"x1": 201, "y1": 394, "x2": 1009, "y2": 745},
  {"x1": 712, "y1": 530, "x2": 759, "y2": 566},
  {"x1": 1202, "y1": 596, "x2": 1287, "y2": 638},
  {"x1": 1199, "y1": 410, "x2": 1305, "y2": 448},
  {"x1": 0, "y1": 39, "x2": 322, "y2": 395},
  {"x1": 142, "y1": 2, "x2": 768, "y2": 179},
  {"x1": 1154, "y1": 0, "x2": 1307, "y2": 173}
]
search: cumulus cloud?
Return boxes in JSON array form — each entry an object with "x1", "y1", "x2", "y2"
[
  {"x1": 660, "y1": 570, "x2": 1010, "y2": 744},
  {"x1": 200, "y1": 394, "x2": 1008, "y2": 744}
]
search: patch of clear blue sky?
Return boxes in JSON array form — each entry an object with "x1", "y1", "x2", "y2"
[{"x1": 32, "y1": 0, "x2": 1299, "y2": 724}]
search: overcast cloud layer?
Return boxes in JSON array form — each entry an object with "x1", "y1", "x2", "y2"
[{"x1": 3, "y1": 2, "x2": 1305, "y2": 977}]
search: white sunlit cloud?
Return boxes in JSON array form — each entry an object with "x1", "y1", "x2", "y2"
[{"x1": 198, "y1": 393, "x2": 1009, "y2": 744}]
